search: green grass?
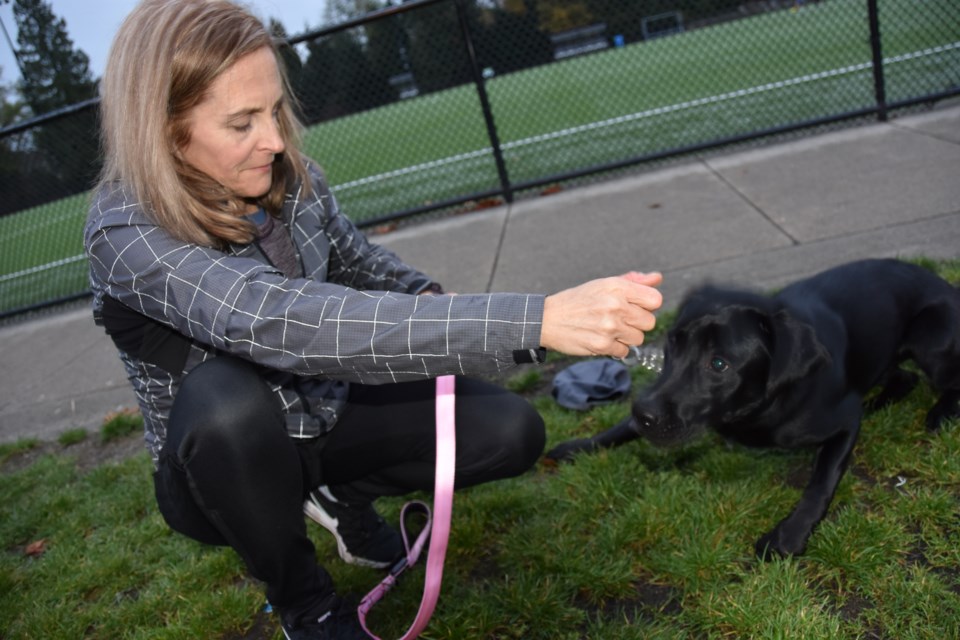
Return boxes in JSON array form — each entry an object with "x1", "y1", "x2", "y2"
[
  {"x1": 2, "y1": 257, "x2": 958, "y2": 639},
  {"x1": 100, "y1": 408, "x2": 144, "y2": 443},
  {"x1": 307, "y1": 0, "x2": 960, "y2": 211},
  {"x1": 0, "y1": 439, "x2": 39, "y2": 465},
  {"x1": 1, "y1": 0, "x2": 957, "y2": 315},
  {"x1": 57, "y1": 428, "x2": 88, "y2": 447}
]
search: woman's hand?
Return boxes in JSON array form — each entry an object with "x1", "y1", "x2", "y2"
[{"x1": 540, "y1": 272, "x2": 663, "y2": 359}]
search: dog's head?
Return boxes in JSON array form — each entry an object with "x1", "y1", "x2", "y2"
[{"x1": 632, "y1": 285, "x2": 830, "y2": 447}]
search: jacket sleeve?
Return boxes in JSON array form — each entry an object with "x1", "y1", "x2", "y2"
[{"x1": 84, "y1": 183, "x2": 544, "y2": 383}]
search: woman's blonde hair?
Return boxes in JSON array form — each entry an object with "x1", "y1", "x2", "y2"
[{"x1": 98, "y1": 0, "x2": 309, "y2": 247}]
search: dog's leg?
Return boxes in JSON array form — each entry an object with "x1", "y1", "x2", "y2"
[
  {"x1": 864, "y1": 366, "x2": 919, "y2": 413},
  {"x1": 901, "y1": 293, "x2": 960, "y2": 430},
  {"x1": 544, "y1": 416, "x2": 639, "y2": 463},
  {"x1": 755, "y1": 402, "x2": 861, "y2": 560},
  {"x1": 926, "y1": 390, "x2": 960, "y2": 431}
]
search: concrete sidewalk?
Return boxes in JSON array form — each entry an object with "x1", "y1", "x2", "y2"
[{"x1": 2, "y1": 103, "x2": 959, "y2": 445}]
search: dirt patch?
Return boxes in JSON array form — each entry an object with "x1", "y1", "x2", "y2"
[
  {"x1": 0, "y1": 430, "x2": 146, "y2": 476},
  {"x1": 573, "y1": 579, "x2": 683, "y2": 630}
]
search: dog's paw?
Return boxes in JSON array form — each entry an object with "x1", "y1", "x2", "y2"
[
  {"x1": 754, "y1": 526, "x2": 808, "y2": 561},
  {"x1": 544, "y1": 438, "x2": 597, "y2": 464},
  {"x1": 864, "y1": 368, "x2": 919, "y2": 413},
  {"x1": 926, "y1": 392, "x2": 960, "y2": 432}
]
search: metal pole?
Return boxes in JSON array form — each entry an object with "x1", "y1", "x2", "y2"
[
  {"x1": 866, "y1": 0, "x2": 887, "y2": 122},
  {"x1": 452, "y1": 0, "x2": 513, "y2": 203}
]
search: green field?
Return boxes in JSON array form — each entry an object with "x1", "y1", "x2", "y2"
[{"x1": 1, "y1": 0, "x2": 957, "y2": 315}]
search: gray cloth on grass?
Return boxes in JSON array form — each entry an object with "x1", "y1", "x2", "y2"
[{"x1": 551, "y1": 359, "x2": 631, "y2": 410}]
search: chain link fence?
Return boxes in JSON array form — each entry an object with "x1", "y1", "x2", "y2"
[{"x1": 1, "y1": 0, "x2": 958, "y2": 318}]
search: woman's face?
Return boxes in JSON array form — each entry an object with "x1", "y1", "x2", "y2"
[{"x1": 179, "y1": 47, "x2": 285, "y2": 206}]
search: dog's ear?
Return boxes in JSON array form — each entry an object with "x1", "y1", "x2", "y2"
[{"x1": 765, "y1": 309, "x2": 831, "y2": 395}]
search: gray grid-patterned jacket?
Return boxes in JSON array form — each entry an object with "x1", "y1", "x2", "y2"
[{"x1": 84, "y1": 162, "x2": 545, "y2": 466}]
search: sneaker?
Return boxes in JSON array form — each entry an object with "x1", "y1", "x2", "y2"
[
  {"x1": 304, "y1": 486, "x2": 403, "y2": 569},
  {"x1": 280, "y1": 594, "x2": 368, "y2": 640}
]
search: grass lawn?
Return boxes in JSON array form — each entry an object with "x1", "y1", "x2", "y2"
[{"x1": 2, "y1": 258, "x2": 958, "y2": 639}]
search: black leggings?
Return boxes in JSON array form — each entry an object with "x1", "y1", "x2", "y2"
[{"x1": 153, "y1": 356, "x2": 545, "y2": 611}]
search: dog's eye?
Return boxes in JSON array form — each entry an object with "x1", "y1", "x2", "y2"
[{"x1": 710, "y1": 357, "x2": 729, "y2": 372}]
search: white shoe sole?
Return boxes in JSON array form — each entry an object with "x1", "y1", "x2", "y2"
[{"x1": 303, "y1": 497, "x2": 392, "y2": 569}]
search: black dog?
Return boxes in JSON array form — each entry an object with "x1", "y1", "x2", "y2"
[{"x1": 546, "y1": 259, "x2": 960, "y2": 559}]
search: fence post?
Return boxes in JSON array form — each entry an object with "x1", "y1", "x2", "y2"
[
  {"x1": 866, "y1": 0, "x2": 888, "y2": 122},
  {"x1": 453, "y1": 0, "x2": 513, "y2": 203}
]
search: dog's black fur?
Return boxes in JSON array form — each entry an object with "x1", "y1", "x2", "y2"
[{"x1": 546, "y1": 259, "x2": 960, "y2": 559}]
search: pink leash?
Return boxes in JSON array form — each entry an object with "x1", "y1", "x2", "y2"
[{"x1": 357, "y1": 375, "x2": 456, "y2": 639}]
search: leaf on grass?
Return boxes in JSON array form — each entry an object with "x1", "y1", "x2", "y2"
[{"x1": 25, "y1": 538, "x2": 47, "y2": 557}]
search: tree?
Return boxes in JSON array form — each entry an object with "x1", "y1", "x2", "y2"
[
  {"x1": 269, "y1": 19, "x2": 304, "y2": 110},
  {"x1": 402, "y1": 0, "x2": 472, "y2": 94},
  {"x1": 0, "y1": 71, "x2": 60, "y2": 217},
  {"x1": 11, "y1": 0, "x2": 99, "y2": 203},
  {"x1": 297, "y1": 28, "x2": 392, "y2": 123},
  {"x1": 471, "y1": 2, "x2": 552, "y2": 76},
  {"x1": 324, "y1": 0, "x2": 382, "y2": 24},
  {"x1": 0, "y1": 74, "x2": 28, "y2": 129},
  {"x1": 535, "y1": 0, "x2": 594, "y2": 33},
  {"x1": 0, "y1": 74, "x2": 27, "y2": 176},
  {"x1": 13, "y1": 0, "x2": 96, "y2": 113}
]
